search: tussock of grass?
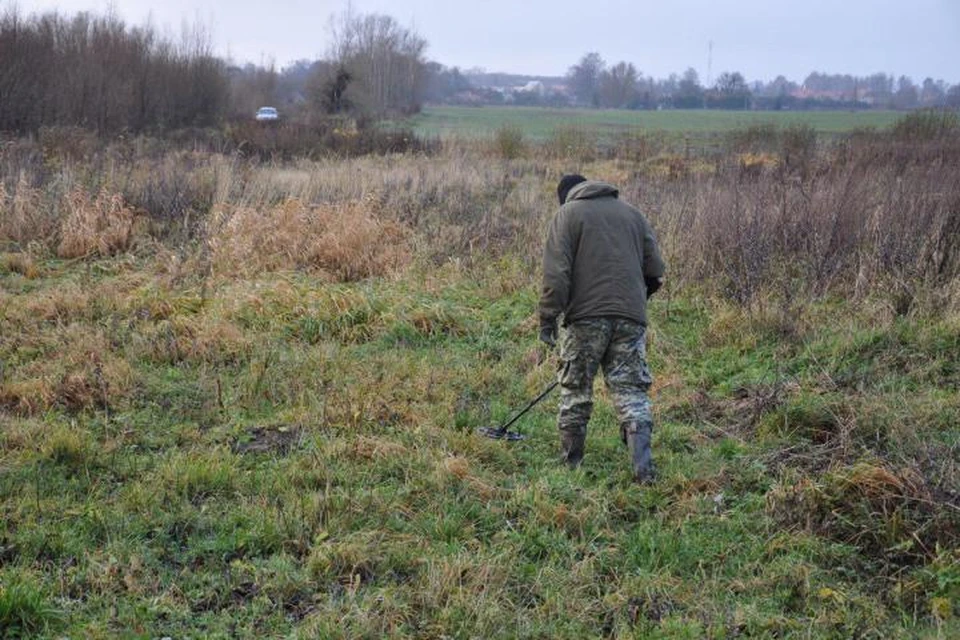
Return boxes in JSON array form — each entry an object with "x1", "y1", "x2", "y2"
[
  {"x1": 208, "y1": 197, "x2": 411, "y2": 281},
  {"x1": 0, "y1": 324, "x2": 134, "y2": 415},
  {"x1": 0, "y1": 177, "x2": 52, "y2": 248},
  {"x1": 0, "y1": 251, "x2": 39, "y2": 278},
  {"x1": 57, "y1": 187, "x2": 138, "y2": 259},
  {"x1": 0, "y1": 573, "x2": 61, "y2": 638}
]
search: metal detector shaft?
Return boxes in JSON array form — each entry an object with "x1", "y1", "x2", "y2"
[{"x1": 491, "y1": 380, "x2": 559, "y2": 437}]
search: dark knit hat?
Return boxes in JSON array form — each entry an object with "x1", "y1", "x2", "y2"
[{"x1": 557, "y1": 174, "x2": 587, "y2": 205}]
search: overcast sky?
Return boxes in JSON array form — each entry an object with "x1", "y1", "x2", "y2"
[{"x1": 10, "y1": 0, "x2": 960, "y2": 84}]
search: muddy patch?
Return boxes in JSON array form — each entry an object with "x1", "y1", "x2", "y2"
[{"x1": 232, "y1": 424, "x2": 303, "y2": 455}]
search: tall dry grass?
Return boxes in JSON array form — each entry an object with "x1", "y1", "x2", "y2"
[
  {"x1": 57, "y1": 187, "x2": 137, "y2": 259},
  {"x1": 640, "y1": 133, "x2": 960, "y2": 311},
  {"x1": 2, "y1": 117, "x2": 958, "y2": 310},
  {"x1": 207, "y1": 197, "x2": 411, "y2": 280},
  {"x1": 0, "y1": 176, "x2": 50, "y2": 247}
]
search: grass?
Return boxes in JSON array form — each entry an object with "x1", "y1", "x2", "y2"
[
  {"x1": 0, "y1": 116, "x2": 958, "y2": 636},
  {"x1": 405, "y1": 106, "x2": 904, "y2": 141},
  {"x1": 0, "y1": 257, "x2": 957, "y2": 637}
]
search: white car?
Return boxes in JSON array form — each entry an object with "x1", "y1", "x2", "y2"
[{"x1": 255, "y1": 106, "x2": 279, "y2": 122}]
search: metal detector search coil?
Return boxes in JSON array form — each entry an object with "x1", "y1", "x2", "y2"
[{"x1": 477, "y1": 380, "x2": 559, "y2": 442}]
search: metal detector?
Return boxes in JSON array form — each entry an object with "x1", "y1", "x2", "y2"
[{"x1": 477, "y1": 380, "x2": 559, "y2": 442}]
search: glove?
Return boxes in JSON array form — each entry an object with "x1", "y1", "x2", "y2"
[
  {"x1": 645, "y1": 277, "x2": 663, "y2": 299},
  {"x1": 539, "y1": 323, "x2": 557, "y2": 349}
]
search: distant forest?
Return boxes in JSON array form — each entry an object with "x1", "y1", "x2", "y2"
[{"x1": 1, "y1": 7, "x2": 957, "y2": 135}]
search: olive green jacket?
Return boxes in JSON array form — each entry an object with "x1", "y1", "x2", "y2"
[{"x1": 539, "y1": 181, "x2": 665, "y2": 329}]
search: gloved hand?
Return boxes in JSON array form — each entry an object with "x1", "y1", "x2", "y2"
[
  {"x1": 645, "y1": 277, "x2": 663, "y2": 299},
  {"x1": 539, "y1": 323, "x2": 557, "y2": 350}
]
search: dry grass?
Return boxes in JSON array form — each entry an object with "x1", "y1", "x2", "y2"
[
  {"x1": 207, "y1": 197, "x2": 411, "y2": 281},
  {"x1": 0, "y1": 251, "x2": 40, "y2": 278},
  {"x1": 57, "y1": 187, "x2": 138, "y2": 259},
  {"x1": 0, "y1": 176, "x2": 53, "y2": 247},
  {"x1": 0, "y1": 325, "x2": 134, "y2": 415},
  {"x1": 767, "y1": 460, "x2": 959, "y2": 569}
]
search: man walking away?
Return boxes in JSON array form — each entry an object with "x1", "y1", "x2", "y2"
[{"x1": 539, "y1": 174, "x2": 665, "y2": 483}]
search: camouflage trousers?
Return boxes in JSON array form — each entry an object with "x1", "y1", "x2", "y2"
[{"x1": 557, "y1": 318, "x2": 654, "y2": 438}]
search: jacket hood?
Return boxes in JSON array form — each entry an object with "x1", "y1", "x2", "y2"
[{"x1": 566, "y1": 181, "x2": 619, "y2": 202}]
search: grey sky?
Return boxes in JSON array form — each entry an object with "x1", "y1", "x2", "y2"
[{"x1": 10, "y1": 0, "x2": 960, "y2": 84}]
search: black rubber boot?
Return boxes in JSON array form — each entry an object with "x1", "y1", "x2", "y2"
[
  {"x1": 560, "y1": 431, "x2": 585, "y2": 469},
  {"x1": 625, "y1": 421, "x2": 655, "y2": 484}
]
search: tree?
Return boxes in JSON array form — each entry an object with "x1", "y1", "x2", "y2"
[
  {"x1": 567, "y1": 52, "x2": 605, "y2": 107},
  {"x1": 674, "y1": 67, "x2": 703, "y2": 108},
  {"x1": 423, "y1": 62, "x2": 472, "y2": 103},
  {"x1": 0, "y1": 7, "x2": 228, "y2": 133},
  {"x1": 325, "y1": 10, "x2": 428, "y2": 116},
  {"x1": 228, "y1": 62, "x2": 278, "y2": 119},
  {"x1": 598, "y1": 61, "x2": 638, "y2": 108},
  {"x1": 893, "y1": 75, "x2": 918, "y2": 110},
  {"x1": 947, "y1": 85, "x2": 960, "y2": 109},
  {"x1": 920, "y1": 77, "x2": 946, "y2": 107},
  {"x1": 706, "y1": 71, "x2": 751, "y2": 109}
]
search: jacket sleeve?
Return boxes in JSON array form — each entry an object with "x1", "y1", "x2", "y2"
[
  {"x1": 642, "y1": 219, "x2": 665, "y2": 281},
  {"x1": 539, "y1": 209, "x2": 576, "y2": 329}
]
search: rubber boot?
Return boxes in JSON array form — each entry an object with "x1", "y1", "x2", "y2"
[
  {"x1": 625, "y1": 421, "x2": 655, "y2": 484},
  {"x1": 560, "y1": 431, "x2": 585, "y2": 469}
]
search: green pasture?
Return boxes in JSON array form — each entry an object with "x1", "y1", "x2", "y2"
[{"x1": 407, "y1": 106, "x2": 903, "y2": 140}]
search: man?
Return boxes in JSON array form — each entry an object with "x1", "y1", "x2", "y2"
[{"x1": 539, "y1": 174, "x2": 665, "y2": 483}]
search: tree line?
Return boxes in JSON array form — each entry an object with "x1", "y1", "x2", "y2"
[
  {"x1": 0, "y1": 9, "x2": 227, "y2": 133},
  {"x1": 3, "y1": 6, "x2": 958, "y2": 137},
  {"x1": 429, "y1": 53, "x2": 960, "y2": 112},
  {"x1": 0, "y1": 7, "x2": 429, "y2": 135}
]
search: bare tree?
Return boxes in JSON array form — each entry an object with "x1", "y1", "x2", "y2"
[
  {"x1": 567, "y1": 52, "x2": 605, "y2": 107},
  {"x1": 0, "y1": 7, "x2": 228, "y2": 133},
  {"x1": 325, "y1": 10, "x2": 428, "y2": 116},
  {"x1": 598, "y1": 61, "x2": 639, "y2": 109}
]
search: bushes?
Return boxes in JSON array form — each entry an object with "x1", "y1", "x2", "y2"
[
  {"x1": 225, "y1": 120, "x2": 438, "y2": 160},
  {"x1": 0, "y1": 10, "x2": 228, "y2": 135},
  {"x1": 891, "y1": 109, "x2": 960, "y2": 142}
]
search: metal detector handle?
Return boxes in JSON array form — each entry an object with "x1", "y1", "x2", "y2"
[{"x1": 494, "y1": 380, "x2": 559, "y2": 436}]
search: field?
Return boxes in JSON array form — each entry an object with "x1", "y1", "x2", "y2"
[
  {"x1": 405, "y1": 106, "x2": 904, "y2": 141},
  {"x1": 1, "y1": 112, "x2": 959, "y2": 637}
]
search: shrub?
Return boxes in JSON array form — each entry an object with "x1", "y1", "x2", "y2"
[
  {"x1": 726, "y1": 123, "x2": 780, "y2": 153},
  {"x1": 768, "y1": 461, "x2": 960, "y2": 569},
  {"x1": 493, "y1": 125, "x2": 525, "y2": 160},
  {"x1": 546, "y1": 125, "x2": 595, "y2": 161},
  {"x1": 225, "y1": 120, "x2": 437, "y2": 160},
  {"x1": 891, "y1": 109, "x2": 960, "y2": 142}
]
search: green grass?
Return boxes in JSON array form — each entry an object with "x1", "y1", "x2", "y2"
[
  {"x1": 1, "y1": 253, "x2": 957, "y2": 637},
  {"x1": 405, "y1": 106, "x2": 904, "y2": 141}
]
